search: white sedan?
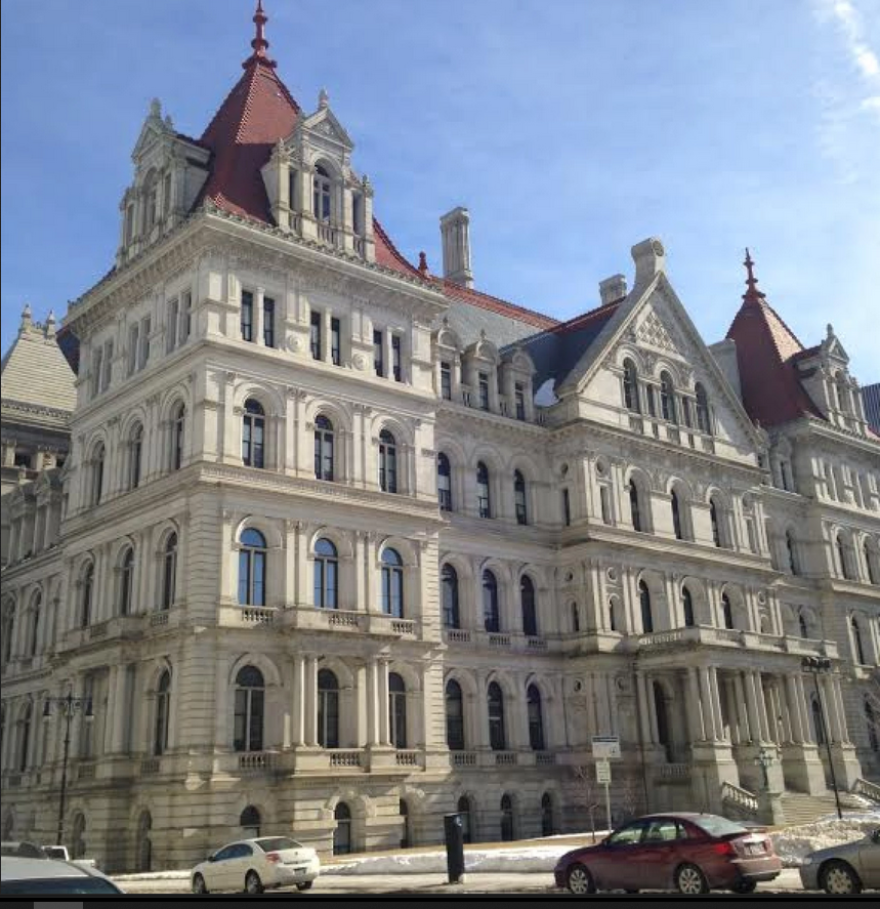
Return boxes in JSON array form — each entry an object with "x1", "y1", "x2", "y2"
[{"x1": 191, "y1": 836, "x2": 320, "y2": 894}]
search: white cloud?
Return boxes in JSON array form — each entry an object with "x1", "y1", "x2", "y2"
[{"x1": 855, "y1": 46, "x2": 880, "y2": 76}]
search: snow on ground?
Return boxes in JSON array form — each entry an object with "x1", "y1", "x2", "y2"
[{"x1": 113, "y1": 809, "x2": 880, "y2": 881}]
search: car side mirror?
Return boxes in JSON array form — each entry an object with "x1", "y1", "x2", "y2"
[
  {"x1": 207, "y1": 854, "x2": 216, "y2": 862},
  {"x1": 871, "y1": 829, "x2": 880, "y2": 845}
]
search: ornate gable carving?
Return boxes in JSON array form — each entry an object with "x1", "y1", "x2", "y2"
[{"x1": 636, "y1": 311, "x2": 676, "y2": 352}]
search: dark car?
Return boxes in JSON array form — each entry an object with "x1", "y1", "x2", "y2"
[
  {"x1": 554, "y1": 812, "x2": 781, "y2": 895},
  {"x1": 799, "y1": 827, "x2": 880, "y2": 895}
]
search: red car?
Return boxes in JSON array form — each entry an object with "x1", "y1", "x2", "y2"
[{"x1": 554, "y1": 812, "x2": 781, "y2": 895}]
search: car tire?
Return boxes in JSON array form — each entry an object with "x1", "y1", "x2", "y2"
[
  {"x1": 296, "y1": 881, "x2": 314, "y2": 891},
  {"x1": 192, "y1": 873, "x2": 208, "y2": 895},
  {"x1": 566, "y1": 863, "x2": 595, "y2": 895},
  {"x1": 245, "y1": 870, "x2": 264, "y2": 894},
  {"x1": 730, "y1": 880, "x2": 757, "y2": 894},
  {"x1": 820, "y1": 860, "x2": 862, "y2": 895},
  {"x1": 675, "y1": 862, "x2": 709, "y2": 895}
]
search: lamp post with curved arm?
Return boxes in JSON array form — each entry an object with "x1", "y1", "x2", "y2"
[
  {"x1": 42, "y1": 693, "x2": 94, "y2": 846},
  {"x1": 801, "y1": 656, "x2": 843, "y2": 821}
]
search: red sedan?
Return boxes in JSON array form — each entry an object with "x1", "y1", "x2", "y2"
[{"x1": 554, "y1": 812, "x2": 781, "y2": 895}]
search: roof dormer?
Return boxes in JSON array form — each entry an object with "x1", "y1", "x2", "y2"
[{"x1": 116, "y1": 99, "x2": 211, "y2": 268}]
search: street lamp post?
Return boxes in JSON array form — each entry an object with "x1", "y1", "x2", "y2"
[
  {"x1": 755, "y1": 746, "x2": 775, "y2": 791},
  {"x1": 43, "y1": 694, "x2": 93, "y2": 846},
  {"x1": 801, "y1": 656, "x2": 844, "y2": 821}
]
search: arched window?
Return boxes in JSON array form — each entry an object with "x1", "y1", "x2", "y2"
[
  {"x1": 333, "y1": 802, "x2": 351, "y2": 856},
  {"x1": 811, "y1": 696, "x2": 827, "y2": 745},
  {"x1": 865, "y1": 541, "x2": 878, "y2": 585},
  {"x1": 81, "y1": 564, "x2": 95, "y2": 627},
  {"x1": 154, "y1": 670, "x2": 171, "y2": 756},
  {"x1": 514, "y1": 471, "x2": 528, "y2": 525},
  {"x1": 143, "y1": 170, "x2": 159, "y2": 231},
  {"x1": 318, "y1": 669, "x2": 340, "y2": 748},
  {"x1": 629, "y1": 480, "x2": 643, "y2": 532},
  {"x1": 389, "y1": 672, "x2": 407, "y2": 749},
  {"x1": 120, "y1": 548, "x2": 135, "y2": 616},
  {"x1": 136, "y1": 810, "x2": 152, "y2": 872},
  {"x1": 541, "y1": 793, "x2": 554, "y2": 837},
  {"x1": 653, "y1": 681, "x2": 672, "y2": 762},
  {"x1": 379, "y1": 430, "x2": 398, "y2": 493},
  {"x1": 399, "y1": 799, "x2": 411, "y2": 849},
  {"x1": 660, "y1": 371, "x2": 677, "y2": 423},
  {"x1": 242, "y1": 399, "x2": 265, "y2": 468},
  {"x1": 786, "y1": 531, "x2": 799, "y2": 575},
  {"x1": 18, "y1": 703, "x2": 32, "y2": 771},
  {"x1": 682, "y1": 586, "x2": 695, "y2": 627},
  {"x1": 835, "y1": 373, "x2": 849, "y2": 413},
  {"x1": 457, "y1": 795, "x2": 473, "y2": 844},
  {"x1": 527, "y1": 684, "x2": 545, "y2": 750},
  {"x1": 71, "y1": 812, "x2": 86, "y2": 861},
  {"x1": 837, "y1": 535, "x2": 850, "y2": 579},
  {"x1": 798, "y1": 613, "x2": 809, "y2": 639},
  {"x1": 500, "y1": 793, "x2": 514, "y2": 842},
  {"x1": 29, "y1": 593, "x2": 41, "y2": 657},
  {"x1": 238, "y1": 529, "x2": 267, "y2": 606},
  {"x1": 866, "y1": 699, "x2": 879, "y2": 752},
  {"x1": 608, "y1": 599, "x2": 618, "y2": 632},
  {"x1": 488, "y1": 681, "x2": 506, "y2": 751},
  {"x1": 483, "y1": 570, "x2": 500, "y2": 633},
  {"x1": 851, "y1": 617, "x2": 866, "y2": 665},
  {"x1": 671, "y1": 490, "x2": 683, "y2": 540},
  {"x1": 162, "y1": 533, "x2": 178, "y2": 610},
  {"x1": 623, "y1": 359, "x2": 640, "y2": 412},
  {"x1": 437, "y1": 453, "x2": 452, "y2": 511},
  {"x1": 381, "y1": 548, "x2": 404, "y2": 617},
  {"x1": 571, "y1": 601, "x2": 581, "y2": 632},
  {"x1": 2, "y1": 605, "x2": 15, "y2": 665},
  {"x1": 92, "y1": 443, "x2": 105, "y2": 505},
  {"x1": 445, "y1": 680, "x2": 465, "y2": 750},
  {"x1": 314, "y1": 164, "x2": 332, "y2": 222},
  {"x1": 695, "y1": 383, "x2": 711, "y2": 434},
  {"x1": 710, "y1": 499, "x2": 722, "y2": 547},
  {"x1": 314, "y1": 415, "x2": 334, "y2": 481},
  {"x1": 639, "y1": 580, "x2": 653, "y2": 633},
  {"x1": 521, "y1": 576, "x2": 537, "y2": 637},
  {"x1": 172, "y1": 403, "x2": 185, "y2": 471},
  {"x1": 314, "y1": 538, "x2": 338, "y2": 608},
  {"x1": 240, "y1": 805, "x2": 261, "y2": 838},
  {"x1": 722, "y1": 593, "x2": 734, "y2": 629},
  {"x1": 129, "y1": 424, "x2": 144, "y2": 489},
  {"x1": 441, "y1": 564, "x2": 460, "y2": 629},
  {"x1": 233, "y1": 666, "x2": 264, "y2": 752},
  {"x1": 477, "y1": 462, "x2": 491, "y2": 518}
]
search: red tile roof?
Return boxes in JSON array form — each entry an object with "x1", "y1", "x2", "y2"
[{"x1": 433, "y1": 277, "x2": 559, "y2": 330}]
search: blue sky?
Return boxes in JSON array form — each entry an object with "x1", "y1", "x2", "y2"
[{"x1": 2, "y1": 0, "x2": 878, "y2": 383}]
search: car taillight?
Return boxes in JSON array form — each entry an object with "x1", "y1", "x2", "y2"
[
  {"x1": 265, "y1": 852, "x2": 281, "y2": 864},
  {"x1": 713, "y1": 841, "x2": 735, "y2": 856}
]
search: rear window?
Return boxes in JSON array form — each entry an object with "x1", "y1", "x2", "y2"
[
  {"x1": 255, "y1": 837, "x2": 304, "y2": 852},
  {"x1": 690, "y1": 815, "x2": 748, "y2": 837},
  {"x1": 1, "y1": 877, "x2": 123, "y2": 895}
]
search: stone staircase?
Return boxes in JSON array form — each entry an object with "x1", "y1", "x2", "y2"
[{"x1": 780, "y1": 791, "x2": 873, "y2": 827}]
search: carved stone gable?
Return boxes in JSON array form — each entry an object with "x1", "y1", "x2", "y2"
[{"x1": 636, "y1": 312, "x2": 676, "y2": 352}]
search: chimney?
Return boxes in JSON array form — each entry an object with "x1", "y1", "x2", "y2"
[
  {"x1": 599, "y1": 274, "x2": 628, "y2": 306},
  {"x1": 440, "y1": 207, "x2": 474, "y2": 288}
]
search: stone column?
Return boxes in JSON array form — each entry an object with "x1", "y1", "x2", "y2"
[
  {"x1": 744, "y1": 671, "x2": 761, "y2": 743},
  {"x1": 794, "y1": 674, "x2": 813, "y2": 743},
  {"x1": 647, "y1": 675, "x2": 660, "y2": 744},
  {"x1": 255, "y1": 287, "x2": 265, "y2": 346},
  {"x1": 686, "y1": 668, "x2": 705, "y2": 741},
  {"x1": 698, "y1": 668, "x2": 717, "y2": 740},
  {"x1": 636, "y1": 672, "x2": 652, "y2": 744},
  {"x1": 755, "y1": 673, "x2": 771, "y2": 741},
  {"x1": 379, "y1": 660, "x2": 391, "y2": 746},
  {"x1": 366, "y1": 659, "x2": 379, "y2": 746},
  {"x1": 821, "y1": 676, "x2": 842, "y2": 743},
  {"x1": 831, "y1": 676, "x2": 850, "y2": 743},
  {"x1": 293, "y1": 654, "x2": 305, "y2": 747},
  {"x1": 305, "y1": 656, "x2": 318, "y2": 746},
  {"x1": 709, "y1": 668, "x2": 725, "y2": 741}
]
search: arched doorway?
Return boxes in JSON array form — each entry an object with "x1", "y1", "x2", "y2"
[
  {"x1": 136, "y1": 810, "x2": 152, "y2": 872},
  {"x1": 333, "y1": 802, "x2": 352, "y2": 856},
  {"x1": 500, "y1": 794, "x2": 515, "y2": 842},
  {"x1": 457, "y1": 795, "x2": 473, "y2": 844},
  {"x1": 240, "y1": 805, "x2": 261, "y2": 838},
  {"x1": 653, "y1": 681, "x2": 672, "y2": 762},
  {"x1": 399, "y1": 799, "x2": 410, "y2": 849},
  {"x1": 541, "y1": 793, "x2": 554, "y2": 837}
]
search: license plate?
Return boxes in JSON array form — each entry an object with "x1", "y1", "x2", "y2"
[
  {"x1": 746, "y1": 844, "x2": 763, "y2": 855},
  {"x1": 295, "y1": 866, "x2": 307, "y2": 873}
]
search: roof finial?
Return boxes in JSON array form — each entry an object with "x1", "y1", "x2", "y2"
[
  {"x1": 418, "y1": 251, "x2": 429, "y2": 276},
  {"x1": 45, "y1": 310, "x2": 57, "y2": 339},
  {"x1": 318, "y1": 87, "x2": 330, "y2": 109},
  {"x1": 743, "y1": 247, "x2": 765, "y2": 302},
  {"x1": 244, "y1": 0, "x2": 276, "y2": 69}
]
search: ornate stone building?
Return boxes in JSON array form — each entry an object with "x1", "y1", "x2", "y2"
[{"x1": 2, "y1": 3, "x2": 878, "y2": 873}]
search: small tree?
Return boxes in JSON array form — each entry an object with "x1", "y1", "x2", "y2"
[
  {"x1": 621, "y1": 772, "x2": 639, "y2": 822},
  {"x1": 571, "y1": 765, "x2": 601, "y2": 842}
]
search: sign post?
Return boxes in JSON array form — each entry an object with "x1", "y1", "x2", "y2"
[{"x1": 591, "y1": 736, "x2": 619, "y2": 834}]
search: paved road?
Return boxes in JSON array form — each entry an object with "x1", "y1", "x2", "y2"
[{"x1": 118, "y1": 868, "x2": 813, "y2": 896}]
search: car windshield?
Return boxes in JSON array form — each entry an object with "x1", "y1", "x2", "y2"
[
  {"x1": 255, "y1": 837, "x2": 304, "y2": 852},
  {"x1": 1, "y1": 877, "x2": 122, "y2": 895},
  {"x1": 691, "y1": 815, "x2": 748, "y2": 837}
]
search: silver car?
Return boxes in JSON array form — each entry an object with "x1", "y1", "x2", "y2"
[
  {"x1": 191, "y1": 835, "x2": 320, "y2": 894},
  {"x1": 799, "y1": 827, "x2": 880, "y2": 895}
]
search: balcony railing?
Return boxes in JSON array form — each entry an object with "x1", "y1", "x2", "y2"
[
  {"x1": 636, "y1": 625, "x2": 839, "y2": 658},
  {"x1": 140, "y1": 758, "x2": 161, "y2": 775},
  {"x1": 77, "y1": 762, "x2": 96, "y2": 781},
  {"x1": 329, "y1": 750, "x2": 362, "y2": 768},
  {"x1": 395, "y1": 750, "x2": 419, "y2": 767},
  {"x1": 451, "y1": 751, "x2": 477, "y2": 767},
  {"x1": 238, "y1": 751, "x2": 278, "y2": 772},
  {"x1": 493, "y1": 751, "x2": 517, "y2": 766}
]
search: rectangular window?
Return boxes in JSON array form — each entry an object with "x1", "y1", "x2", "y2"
[
  {"x1": 515, "y1": 383, "x2": 526, "y2": 420},
  {"x1": 310, "y1": 311, "x2": 322, "y2": 360},
  {"x1": 102, "y1": 340, "x2": 113, "y2": 392},
  {"x1": 166, "y1": 298, "x2": 179, "y2": 352},
  {"x1": 128, "y1": 324, "x2": 139, "y2": 376},
  {"x1": 181, "y1": 290, "x2": 192, "y2": 342},
  {"x1": 373, "y1": 329, "x2": 384, "y2": 376},
  {"x1": 440, "y1": 361, "x2": 452, "y2": 400},
  {"x1": 647, "y1": 385, "x2": 657, "y2": 417},
  {"x1": 163, "y1": 171, "x2": 172, "y2": 215},
  {"x1": 263, "y1": 296, "x2": 275, "y2": 348},
  {"x1": 331, "y1": 317, "x2": 341, "y2": 366},
  {"x1": 479, "y1": 372, "x2": 490, "y2": 410},
  {"x1": 392, "y1": 334, "x2": 402, "y2": 382},
  {"x1": 139, "y1": 317, "x2": 151, "y2": 369},
  {"x1": 125, "y1": 205, "x2": 135, "y2": 244},
  {"x1": 91, "y1": 347, "x2": 103, "y2": 396},
  {"x1": 563, "y1": 488, "x2": 571, "y2": 527},
  {"x1": 241, "y1": 290, "x2": 254, "y2": 343},
  {"x1": 600, "y1": 486, "x2": 611, "y2": 525}
]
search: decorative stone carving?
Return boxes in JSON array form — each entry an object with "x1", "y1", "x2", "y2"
[{"x1": 637, "y1": 312, "x2": 676, "y2": 353}]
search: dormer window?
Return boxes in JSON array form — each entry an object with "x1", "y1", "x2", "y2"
[
  {"x1": 314, "y1": 165, "x2": 332, "y2": 222},
  {"x1": 143, "y1": 170, "x2": 159, "y2": 233}
]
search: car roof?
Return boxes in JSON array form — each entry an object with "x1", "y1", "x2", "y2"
[{"x1": 1, "y1": 856, "x2": 101, "y2": 880}]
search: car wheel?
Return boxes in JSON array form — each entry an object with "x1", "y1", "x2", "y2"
[
  {"x1": 820, "y1": 860, "x2": 862, "y2": 895},
  {"x1": 730, "y1": 880, "x2": 757, "y2": 894},
  {"x1": 245, "y1": 870, "x2": 264, "y2": 894},
  {"x1": 296, "y1": 881, "x2": 314, "y2": 891},
  {"x1": 192, "y1": 873, "x2": 208, "y2": 895},
  {"x1": 675, "y1": 863, "x2": 709, "y2": 895},
  {"x1": 566, "y1": 863, "x2": 595, "y2": 894}
]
